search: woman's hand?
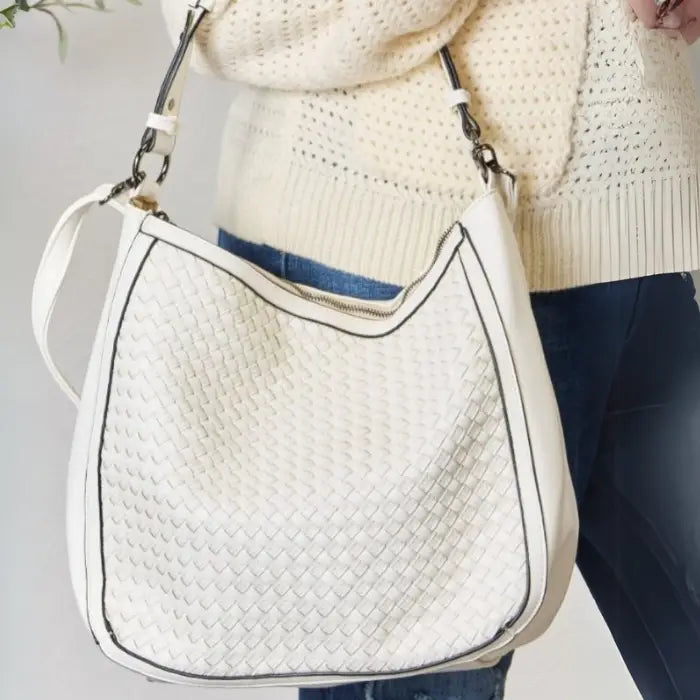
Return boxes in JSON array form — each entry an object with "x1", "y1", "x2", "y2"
[{"x1": 628, "y1": 0, "x2": 700, "y2": 43}]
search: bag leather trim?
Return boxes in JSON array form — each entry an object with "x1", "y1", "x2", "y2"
[
  {"x1": 141, "y1": 233, "x2": 462, "y2": 338},
  {"x1": 460, "y1": 223, "x2": 547, "y2": 558}
]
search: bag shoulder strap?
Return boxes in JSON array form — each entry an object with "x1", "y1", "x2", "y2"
[
  {"x1": 98, "y1": 3, "x2": 513, "y2": 216},
  {"x1": 100, "y1": 0, "x2": 215, "y2": 213},
  {"x1": 31, "y1": 1, "x2": 216, "y2": 406},
  {"x1": 31, "y1": 185, "x2": 124, "y2": 406},
  {"x1": 438, "y1": 46, "x2": 515, "y2": 187},
  {"x1": 32, "y1": 4, "x2": 516, "y2": 405}
]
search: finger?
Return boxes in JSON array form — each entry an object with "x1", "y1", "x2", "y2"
[
  {"x1": 628, "y1": 0, "x2": 659, "y2": 27},
  {"x1": 660, "y1": 9, "x2": 684, "y2": 26},
  {"x1": 681, "y1": 17, "x2": 700, "y2": 42}
]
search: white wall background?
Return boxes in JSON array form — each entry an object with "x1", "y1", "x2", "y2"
[{"x1": 2, "y1": 4, "x2": 699, "y2": 698}]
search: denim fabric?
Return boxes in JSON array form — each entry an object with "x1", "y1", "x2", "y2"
[
  {"x1": 297, "y1": 659, "x2": 511, "y2": 700},
  {"x1": 533, "y1": 270, "x2": 700, "y2": 700},
  {"x1": 216, "y1": 231, "x2": 403, "y2": 301},
  {"x1": 218, "y1": 228, "x2": 700, "y2": 700}
]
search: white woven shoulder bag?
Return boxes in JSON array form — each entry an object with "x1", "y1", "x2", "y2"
[{"x1": 31, "y1": 0, "x2": 578, "y2": 688}]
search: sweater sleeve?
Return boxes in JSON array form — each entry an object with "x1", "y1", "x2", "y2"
[{"x1": 159, "y1": 0, "x2": 479, "y2": 91}]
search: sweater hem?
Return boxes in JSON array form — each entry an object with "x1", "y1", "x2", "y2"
[
  {"x1": 215, "y1": 165, "x2": 700, "y2": 293},
  {"x1": 518, "y1": 168, "x2": 700, "y2": 292}
]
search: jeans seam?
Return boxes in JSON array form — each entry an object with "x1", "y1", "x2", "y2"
[{"x1": 622, "y1": 277, "x2": 644, "y2": 344}]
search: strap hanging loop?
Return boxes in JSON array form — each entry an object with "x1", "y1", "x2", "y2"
[{"x1": 446, "y1": 88, "x2": 471, "y2": 109}]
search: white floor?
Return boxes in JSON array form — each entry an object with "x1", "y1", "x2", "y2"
[{"x1": 5, "y1": 3, "x2": 700, "y2": 698}]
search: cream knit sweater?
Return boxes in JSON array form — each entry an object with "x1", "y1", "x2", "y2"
[{"x1": 160, "y1": 0, "x2": 700, "y2": 292}]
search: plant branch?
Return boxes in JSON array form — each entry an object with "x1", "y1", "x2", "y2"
[
  {"x1": 33, "y1": 5, "x2": 67, "y2": 61},
  {"x1": 1, "y1": 0, "x2": 138, "y2": 58}
]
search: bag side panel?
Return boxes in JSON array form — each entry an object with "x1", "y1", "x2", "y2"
[
  {"x1": 458, "y1": 190, "x2": 578, "y2": 659},
  {"x1": 66, "y1": 205, "x2": 152, "y2": 634}
]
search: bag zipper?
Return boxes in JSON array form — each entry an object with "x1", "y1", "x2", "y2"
[{"x1": 276, "y1": 224, "x2": 460, "y2": 319}]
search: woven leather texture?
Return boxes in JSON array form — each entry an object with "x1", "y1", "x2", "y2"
[{"x1": 99, "y1": 239, "x2": 528, "y2": 678}]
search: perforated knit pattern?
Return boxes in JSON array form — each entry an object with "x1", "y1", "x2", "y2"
[
  {"x1": 159, "y1": 0, "x2": 700, "y2": 291},
  {"x1": 547, "y1": 0, "x2": 700, "y2": 194},
  {"x1": 286, "y1": 0, "x2": 588, "y2": 201},
  {"x1": 516, "y1": 0, "x2": 700, "y2": 287},
  {"x1": 161, "y1": 0, "x2": 482, "y2": 91}
]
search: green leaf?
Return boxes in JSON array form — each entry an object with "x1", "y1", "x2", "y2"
[
  {"x1": 16, "y1": 0, "x2": 28, "y2": 10},
  {"x1": 35, "y1": 6, "x2": 68, "y2": 62},
  {"x1": 63, "y1": 2, "x2": 105, "y2": 10},
  {"x1": 0, "y1": 4, "x2": 17, "y2": 27}
]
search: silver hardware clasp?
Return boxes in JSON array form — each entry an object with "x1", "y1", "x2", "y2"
[
  {"x1": 438, "y1": 46, "x2": 516, "y2": 188},
  {"x1": 99, "y1": 0, "x2": 211, "y2": 211}
]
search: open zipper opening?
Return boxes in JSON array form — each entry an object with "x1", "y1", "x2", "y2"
[{"x1": 243, "y1": 224, "x2": 460, "y2": 319}]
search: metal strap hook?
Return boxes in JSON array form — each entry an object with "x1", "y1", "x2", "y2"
[
  {"x1": 438, "y1": 46, "x2": 516, "y2": 188},
  {"x1": 99, "y1": 0, "x2": 212, "y2": 211}
]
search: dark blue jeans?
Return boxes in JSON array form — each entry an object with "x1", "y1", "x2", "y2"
[{"x1": 218, "y1": 229, "x2": 700, "y2": 700}]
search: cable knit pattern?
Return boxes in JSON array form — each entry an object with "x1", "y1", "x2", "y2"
[{"x1": 159, "y1": 0, "x2": 700, "y2": 291}]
